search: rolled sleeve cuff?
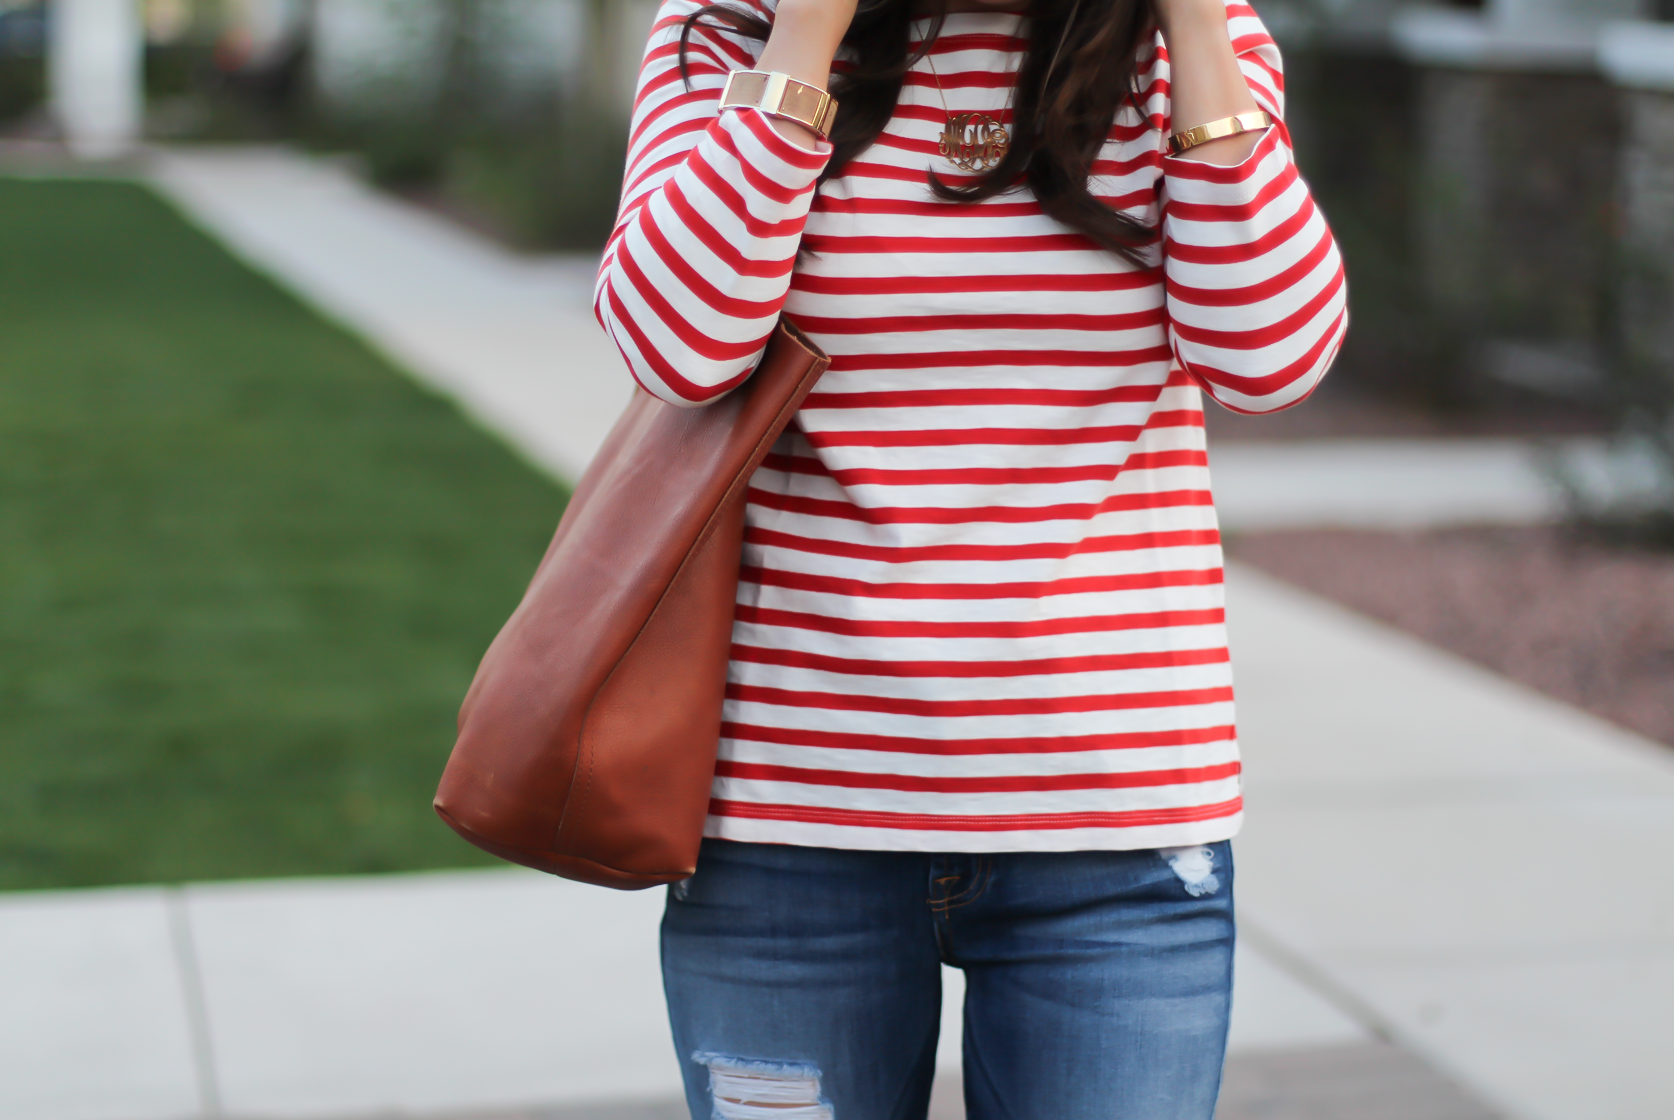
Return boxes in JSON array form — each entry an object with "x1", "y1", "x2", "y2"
[
  {"x1": 1161, "y1": 124, "x2": 1287, "y2": 206},
  {"x1": 723, "y1": 104, "x2": 833, "y2": 191}
]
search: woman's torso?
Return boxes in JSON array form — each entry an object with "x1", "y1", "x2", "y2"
[{"x1": 713, "y1": 13, "x2": 1242, "y2": 853}]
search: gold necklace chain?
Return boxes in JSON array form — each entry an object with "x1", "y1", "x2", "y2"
[
  {"x1": 920, "y1": 5, "x2": 1081, "y2": 176},
  {"x1": 923, "y1": 48, "x2": 1011, "y2": 174}
]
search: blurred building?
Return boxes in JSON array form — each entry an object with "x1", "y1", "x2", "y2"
[
  {"x1": 0, "y1": 0, "x2": 47, "y2": 126},
  {"x1": 1232, "y1": 0, "x2": 1674, "y2": 446},
  {"x1": 306, "y1": 0, "x2": 656, "y2": 121},
  {"x1": 1391, "y1": 0, "x2": 1657, "y2": 403},
  {"x1": 17, "y1": 0, "x2": 1674, "y2": 486},
  {"x1": 15, "y1": 0, "x2": 658, "y2": 148},
  {"x1": 310, "y1": 0, "x2": 577, "y2": 120}
]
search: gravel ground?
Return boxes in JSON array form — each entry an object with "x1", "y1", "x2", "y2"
[
  {"x1": 1202, "y1": 382, "x2": 1611, "y2": 441},
  {"x1": 1230, "y1": 526, "x2": 1674, "y2": 749}
]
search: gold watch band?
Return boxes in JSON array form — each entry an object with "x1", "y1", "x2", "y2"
[
  {"x1": 719, "y1": 70, "x2": 839, "y2": 141},
  {"x1": 1168, "y1": 110, "x2": 1273, "y2": 155}
]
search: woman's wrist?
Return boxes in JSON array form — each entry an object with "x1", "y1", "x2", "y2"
[
  {"x1": 752, "y1": 0, "x2": 850, "y2": 149},
  {"x1": 1155, "y1": 0, "x2": 1262, "y2": 165},
  {"x1": 1154, "y1": 0, "x2": 1230, "y2": 39},
  {"x1": 769, "y1": 0, "x2": 851, "y2": 55}
]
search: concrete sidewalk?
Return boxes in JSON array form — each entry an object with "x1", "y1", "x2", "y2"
[
  {"x1": 1227, "y1": 566, "x2": 1674, "y2": 1120},
  {"x1": 0, "y1": 864, "x2": 1372, "y2": 1120},
  {"x1": 5, "y1": 147, "x2": 1672, "y2": 1120}
]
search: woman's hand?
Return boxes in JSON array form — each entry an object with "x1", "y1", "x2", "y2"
[
  {"x1": 1153, "y1": 0, "x2": 1263, "y2": 165},
  {"x1": 754, "y1": 0, "x2": 860, "y2": 149}
]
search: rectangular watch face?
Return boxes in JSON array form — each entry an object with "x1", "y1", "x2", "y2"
[
  {"x1": 779, "y1": 80, "x2": 830, "y2": 128},
  {"x1": 720, "y1": 70, "x2": 771, "y2": 110}
]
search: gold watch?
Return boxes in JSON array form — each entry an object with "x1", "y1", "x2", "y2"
[{"x1": 719, "y1": 70, "x2": 838, "y2": 141}]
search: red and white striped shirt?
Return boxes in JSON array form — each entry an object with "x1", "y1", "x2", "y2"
[{"x1": 595, "y1": 0, "x2": 1346, "y2": 852}]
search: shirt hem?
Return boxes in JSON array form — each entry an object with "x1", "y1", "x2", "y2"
[{"x1": 702, "y1": 811, "x2": 1244, "y2": 853}]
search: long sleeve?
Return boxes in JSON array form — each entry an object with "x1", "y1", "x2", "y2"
[
  {"x1": 1157, "y1": 1, "x2": 1347, "y2": 414},
  {"x1": 594, "y1": 0, "x2": 830, "y2": 408}
]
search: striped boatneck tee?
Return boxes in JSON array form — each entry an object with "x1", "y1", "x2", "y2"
[{"x1": 595, "y1": 0, "x2": 1348, "y2": 852}]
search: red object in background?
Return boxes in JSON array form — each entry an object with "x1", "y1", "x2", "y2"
[{"x1": 213, "y1": 28, "x2": 254, "y2": 74}]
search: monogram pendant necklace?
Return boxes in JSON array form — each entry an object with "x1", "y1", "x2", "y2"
[
  {"x1": 925, "y1": 50, "x2": 1011, "y2": 174},
  {"x1": 921, "y1": 2, "x2": 1083, "y2": 176}
]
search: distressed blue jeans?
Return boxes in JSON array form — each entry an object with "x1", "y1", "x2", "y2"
[{"x1": 661, "y1": 838, "x2": 1235, "y2": 1120}]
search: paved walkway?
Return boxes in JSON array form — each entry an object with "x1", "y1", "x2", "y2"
[
  {"x1": 4, "y1": 148, "x2": 1672, "y2": 1120},
  {"x1": 0, "y1": 866, "x2": 1373, "y2": 1120},
  {"x1": 1227, "y1": 568, "x2": 1674, "y2": 1120}
]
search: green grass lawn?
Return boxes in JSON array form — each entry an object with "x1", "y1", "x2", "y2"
[{"x1": 0, "y1": 178, "x2": 567, "y2": 891}]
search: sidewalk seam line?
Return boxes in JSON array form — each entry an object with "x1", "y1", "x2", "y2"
[
  {"x1": 1236, "y1": 917, "x2": 1395, "y2": 1042},
  {"x1": 166, "y1": 885, "x2": 224, "y2": 1118},
  {"x1": 1236, "y1": 918, "x2": 1526, "y2": 1119}
]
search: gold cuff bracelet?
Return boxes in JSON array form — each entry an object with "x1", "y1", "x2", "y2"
[{"x1": 1168, "y1": 110, "x2": 1273, "y2": 156}]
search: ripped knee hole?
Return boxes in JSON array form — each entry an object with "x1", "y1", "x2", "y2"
[{"x1": 697, "y1": 1053, "x2": 834, "y2": 1120}]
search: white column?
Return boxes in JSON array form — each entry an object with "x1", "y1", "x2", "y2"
[{"x1": 50, "y1": 0, "x2": 144, "y2": 159}]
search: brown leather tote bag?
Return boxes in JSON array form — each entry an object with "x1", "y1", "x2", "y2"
[{"x1": 434, "y1": 321, "x2": 829, "y2": 889}]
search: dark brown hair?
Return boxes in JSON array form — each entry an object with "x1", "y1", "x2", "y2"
[{"x1": 680, "y1": 0, "x2": 1160, "y2": 265}]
